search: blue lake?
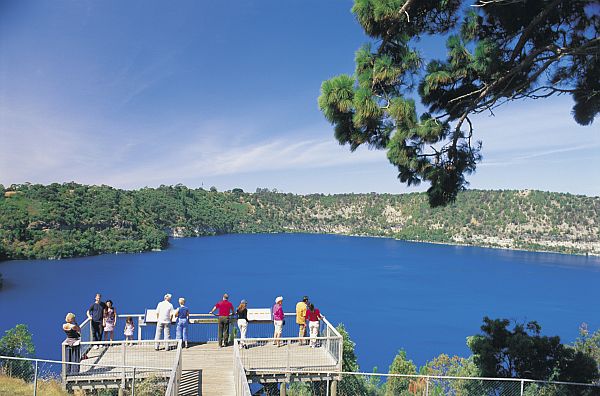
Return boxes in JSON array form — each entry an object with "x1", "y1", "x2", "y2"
[{"x1": 1, "y1": 234, "x2": 600, "y2": 372}]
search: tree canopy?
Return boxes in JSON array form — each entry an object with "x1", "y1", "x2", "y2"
[
  {"x1": 0, "y1": 324, "x2": 36, "y2": 381},
  {"x1": 319, "y1": 0, "x2": 599, "y2": 207},
  {"x1": 467, "y1": 317, "x2": 599, "y2": 384}
]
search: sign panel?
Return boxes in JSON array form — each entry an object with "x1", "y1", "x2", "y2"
[{"x1": 247, "y1": 308, "x2": 272, "y2": 322}]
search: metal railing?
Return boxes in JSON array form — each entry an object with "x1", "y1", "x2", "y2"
[
  {"x1": 234, "y1": 339, "x2": 253, "y2": 396},
  {"x1": 1, "y1": 355, "x2": 171, "y2": 396},
  {"x1": 60, "y1": 339, "x2": 180, "y2": 396},
  {"x1": 131, "y1": 311, "x2": 340, "y2": 347},
  {"x1": 164, "y1": 339, "x2": 183, "y2": 396},
  {"x1": 72, "y1": 311, "x2": 343, "y2": 395}
]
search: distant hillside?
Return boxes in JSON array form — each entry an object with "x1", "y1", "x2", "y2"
[{"x1": 0, "y1": 183, "x2": 598, "y2": 260}]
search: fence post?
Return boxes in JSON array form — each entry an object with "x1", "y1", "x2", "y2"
[
  {"x1": 520, "y1": 379, "x2": 525, "y2": 396},
  {"x1": 137, "y1": 317, "x2": 142, "y2": 340},
  {"x1": 33, "y1": 359, "x2": 39, "y2": 396},
  {"x1": 425, "y1": 375, "x2": 429, "y2": 396}
]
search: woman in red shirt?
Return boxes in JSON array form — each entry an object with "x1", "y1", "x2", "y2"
[{"x1": 306, "y1": 303, "x2": 322, "y2": 348}]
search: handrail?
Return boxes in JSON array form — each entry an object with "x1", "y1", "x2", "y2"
[
  {"x1": 322, "y1": 316, "x2": 341, "y2": 338},
  {"x1": 2, "y1": 354, "x2": 169, "y2": 371},
  {"x1": 79, "y1": 339, "x2": 177, "y2": 346},
  {"x1": 164, "y1": 340, "x2": 183, "y2": 396},
  {"x1": 233, "y1": 339, "x2": 252, "y2": 396}
]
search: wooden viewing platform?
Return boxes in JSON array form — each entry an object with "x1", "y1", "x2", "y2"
[{"x1": 63, "y1": 313, "x2": 343, "y2": 396}]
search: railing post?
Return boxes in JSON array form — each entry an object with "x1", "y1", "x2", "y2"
[
  {"x1": 286, "y1": 340, "x2": 291, "y2": 372},
  {"x1": 61, "y1": 342, "x2": 66, "y2": 385},
  {"x1": 176, "y1": 341, "x2": 182, "y2": 395},
  {"x1": 338, "y1": 336, "x2": 342, "y2": 371},
  {"x1": 132, "y1": 367, "x2": 136, "y2": 396},
  {"x1": 425, "y1": 375, "x2": 429, "y2": 396},
  {"x1": 33, "y1": 359, "x2": 39, "y2": 396},
  {"x1": 137, "y1": 317, "x2": 142, "y2": 341},
  {"x1": 121, "y1": 342, "x2": 126, "y2": 390},
  {"x1": 520, "y1": 379, "x2": 525, "y2": 396}
]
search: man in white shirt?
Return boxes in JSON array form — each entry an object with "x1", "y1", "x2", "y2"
[{"x1": 155, "y1": 293, "x2": 174, "y2": 351}]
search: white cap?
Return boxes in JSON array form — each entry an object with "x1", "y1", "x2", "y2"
[{"x1": 275, "y1": 296, "x2": 283, "y2": 303}]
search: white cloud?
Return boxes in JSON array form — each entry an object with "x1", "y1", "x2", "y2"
[
  {"x1": 105, "y1": 127, "x2": 384, "y2": 188},
  {"x1": 0, "y1": 106, "x2": 383, "y2": 189}
]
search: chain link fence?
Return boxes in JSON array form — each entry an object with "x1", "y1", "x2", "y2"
[
  {"x1": 0, "y1": 355, "x2": 171, "y2": 396},
  {"x1": 251, "y1": 370, "x2": 600, "y2": 396}
]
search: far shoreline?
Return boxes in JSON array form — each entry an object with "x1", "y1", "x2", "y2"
[{"x1": 1, "y1": 231, "x2": 599, "y2": 265}]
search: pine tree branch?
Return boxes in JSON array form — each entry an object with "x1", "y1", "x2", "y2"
[
  {"x1": 509, "y1": 0, "x2": 564, "y2": 62},
  {"x1": 398, "y1": 0, "x2": 414, "y2": 22}
]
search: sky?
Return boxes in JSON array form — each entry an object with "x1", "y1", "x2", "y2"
[{"x1": 0, "y1": 0, "x2": 598, "y2": 196}]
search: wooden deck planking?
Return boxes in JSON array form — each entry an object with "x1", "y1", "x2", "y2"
[{"x1": 180, "y1": 344, "x2": 234, "y2": 396}]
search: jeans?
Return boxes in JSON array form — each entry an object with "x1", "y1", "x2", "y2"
[
  {"x1": 176, "y1": 319, "x2": 188, "y2": 342},
  {"x1": 218, "y1": 316, "x2": 230, "y2": 347},
  {"x1": 91, "y1": 321, "x2": 103, "y2": 342},
  {"x1": 154, "y1": 322, "x2": 171, "y2": 349}
]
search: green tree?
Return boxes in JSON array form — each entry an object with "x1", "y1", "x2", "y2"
[
  {"x1": 573, "y1": 323, "x2": 600, "y2": 369},
  {"x1": 336, "y1": 324, "x2": 374, "y2": 396},
  {"x1": 467, "y1": 317, "x2": 599, "y2": 384},
  {"x1": 319, "y1": 0, "x2": 599, "y2": 207},
  {"x1": 0, "y1": 324, "x2": 36, "y2": 381},
  {"x1": 385, "y1": 349, "x2": 417, "y2": 396},
  {"x1": 423, "y1": 354, "x2": 480, "y2": 395}
]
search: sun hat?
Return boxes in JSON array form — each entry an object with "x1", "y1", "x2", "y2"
[{"x1": 275, "y1": 296, "x2": 283, "y2": 303}]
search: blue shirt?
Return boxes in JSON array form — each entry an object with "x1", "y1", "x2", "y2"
[
  {"x1": 88, "y1": 302, "x2": 105, "y2": 322},
  {"x1": 177, "y1": 306, "x2": 189, "y2": 322}
]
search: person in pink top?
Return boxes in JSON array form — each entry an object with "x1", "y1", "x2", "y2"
[
  {"x1": 306, "y1": 303, "x2": 323, "y2": 348},
  {"x1": 272, "y1": 296, "x2": 284, "y2": 346},
  {"x1": 209, "y1": 293, "x2": 235, "y2": 347}
]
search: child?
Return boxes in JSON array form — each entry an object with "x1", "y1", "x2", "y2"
[
  {"x1": 124, "y1": 316, "x2": 135, "y2": 344},
  {"x1": 103, "y1": 300, "x2": 117, "y2": 342}
]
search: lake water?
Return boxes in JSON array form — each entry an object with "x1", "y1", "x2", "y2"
[{"x1": 1, "y1": 234, "x2": 600, "y2": 372}]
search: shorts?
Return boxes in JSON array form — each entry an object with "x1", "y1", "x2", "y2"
[{"x1": 273, "y1": 320, "x2": 283, "y2": 334}]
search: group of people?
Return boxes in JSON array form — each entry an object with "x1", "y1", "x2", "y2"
[
  {"x1": 206, "y1": 293, "x2": 324, "y2": 349},
  {"x1": 87, "y1": 293, "x2": 129, "y2": 349},
  {"x1": 62, "y1": 292, "x2": 325, "y2": 357},
  {"x1": 154, "y1": 293, "x2": 190, "y2": 349},
  {"x1": 295, "y1": 296, "x2": 323, "y2": 348}
]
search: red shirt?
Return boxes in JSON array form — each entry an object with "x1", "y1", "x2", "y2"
[
  {"x1": 306, "y1": 309, "x2": 321, "y2": 322},
  {"x1": 215, "y1": 300, "x2": 234, "y2": 316}
]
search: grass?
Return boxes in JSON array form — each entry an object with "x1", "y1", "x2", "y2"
[{"x1": 0, "y1": 374, "x2": 69, "y2": 396}]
